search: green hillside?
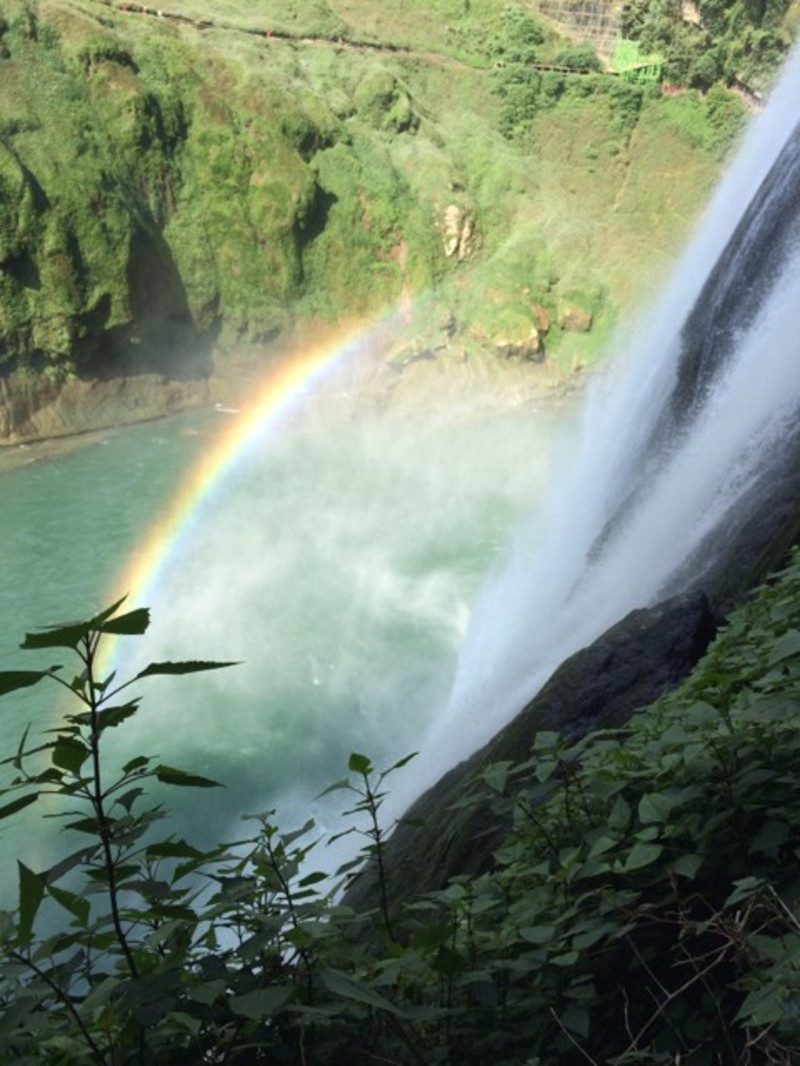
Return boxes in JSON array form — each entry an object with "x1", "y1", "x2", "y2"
[{"x1": 1, "y1": 0, "x2": 786, "y2": 436}]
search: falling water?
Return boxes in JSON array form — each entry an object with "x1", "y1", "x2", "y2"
[
  {"x1": 5, "y1": 51, "x2": 800, "y2": 891},
  {"x1": 425, "y1": 46, "x2": 800, "y2": 778}
]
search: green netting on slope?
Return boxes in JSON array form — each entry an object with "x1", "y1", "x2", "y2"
[{"x1": 612, "y1": 37, "x2": 663, "y2": 82}]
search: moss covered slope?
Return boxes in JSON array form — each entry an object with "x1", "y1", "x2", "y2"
[{"x1": 0, "y1": 0, "x2": 782, "y2": 433}]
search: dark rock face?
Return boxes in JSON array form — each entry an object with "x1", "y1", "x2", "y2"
[
  {"x1": 346, "y1": 589, "x2": 718, "y2": 911},
  {"x1": 665, "y1": 445, "x2": 800, "y2": 617},
  {"x1": 671, "y1": 119, "x2": 800, "y2": 426}
]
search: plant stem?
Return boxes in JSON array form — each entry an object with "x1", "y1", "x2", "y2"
[
  {"x1": 10, "y1": 949, "x2": 110, "y2": 1066},
  {"x1": 83, "y1": 634, "x2": 139, "y2": 981}
]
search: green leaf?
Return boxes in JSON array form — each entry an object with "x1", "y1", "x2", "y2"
[
  {"x1": 0, "y1": 670, "x2": 50, "y2": 697},
  {"x1": 668, "y1": 853, "x2": 704, "y2": 880},
  {"x1": 686, "y1": 702, "x2": 720, "y2": 726},
  {"x1": 551, "y1": 950, "x2": 580, "y2": 967},
  {"x1": 52, "y1": 737, "x2": 89, "y2": 774},
  {"x1": 637, "y1": 792, "x2": 673, "y2": 824},
  {"x1": 64, "y1": 817, "x2": 103, "y2": 835},
  {"x1": 736, "y1": 985, "x2": 787, "y2": 1026},
  {"x1": 410, "y1": 924, "x2": 454, "y2": 951},
  {"x1": 229, "y1": 985, "x2": 294, "y2": 1020},
  {"x1": 297, "y1": 870, "x2": 328, "y2": 888},
  {"x1": 82, "y1": 975, "x2": 123, "y2": 1013},
  {"x1": 725, "y1": 876, "x2": 764, "y2": 908},
  {"x1": 188, "y1": 979, "x2": 227, "y2": 1006},
  {"x1": 482, "y1": 760, "x2": 512, "y2": 794},
  {"x1": 45, "y1": 846, "x2": 97, "y2": 886},
  {"x1": 88, "y1": 597, "x2": 129, "y2": 628},
  {"x1": 587, "y1": 833, "x2": 618, "y2": 859},
  {"x1": 767, "y1": 628, "x2": 800, "y2": 667},
  {"x1": 98, "y1": 702, "x2": 140, "y2": 730},
  {"x1": 571, "y1": 922, "x2": 617, "y2": 950},
  {"x1": 154, "y1": 765, "x2": 221, "y2": 789},
  {"x1": 0, "y1": 791, "x2": 38, "y2": 822},
  {"x1": 47, "y1": 884, "x2": 90, "y2": 926},
  {"x1": 535, "y1": 758, "x2": 558, "y2": 783},
  {"x1": 280, "y1": 818, "x2": 316, "y2": 847},
  {"x1": 134, "y1": 660, "x2": 239, "y2": 681},
  {"x1": 386, "y1": 751, "x2": 418, "y2": 773},
  {"x1": 316, "y1": 777, "x2": 351, "y2": 799},
  {"x1": 348, "y1": 752, "x2": 373, "y2": 775},
  {"x1": 98, "y1": 608, "x2": 150, "y2": 636},
  {"x1": 621, "y1": 841, "x2": 663, "y2": 872},
  {"x1": 320, "y1": 968, "x2": 404, "y2": 1015},
  {"x1": 533, "y1": 730, "x2": 562, "y2": 750},
  {"x1": 634, "y1": 825, "x2": 660, "y2": 843},
  {"x1": 146, "y1": 839, "x2": 206, "y2": 860},
  {"x1": 748, "y1": 934, "x2": 794, "y2": 964},
  {"x1": 12, "y1": 723, "x2": 32, "y2": 771},
  {"x1": 608, "y1": 794, "x2": 631, "y2": 831},
  {"x1": 22, "y1": 621, "x2": 91, "y2": 651},
  {"x1": 122, "y1": 755, "x2": 150, "y2": 774},
  {"x1": 18, "y1": 861, "x2": 45, "y2": 942},
  {"x1": 519, "y1": 925, "x2": 557, "y2": 945},
  {"x1": 560, "y1": 1003, "x2": 590, "y2": 1038}
]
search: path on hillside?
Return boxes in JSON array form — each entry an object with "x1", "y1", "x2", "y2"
[
  {"x1": 79, "y1": 0, "x2": 660, "y2": 90},
  {"x1": 83, "y1": 0, "x2": 646, "y2": 86},
  {"x1": 85, "y1": 0, "x2": 472, "y2": 69}
]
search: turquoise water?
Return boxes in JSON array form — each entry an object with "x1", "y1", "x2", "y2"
[{"x1": 0, "y1": 395, "x2": 560, "y2": 898}]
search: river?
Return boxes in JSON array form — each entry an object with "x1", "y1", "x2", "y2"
[{"x1": 0, "y1": 387, "x2": 564, "y2": 900}]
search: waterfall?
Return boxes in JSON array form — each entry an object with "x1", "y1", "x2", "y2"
[{"x1": 427, "y1": 47, "x2": 800, "y2": 770}]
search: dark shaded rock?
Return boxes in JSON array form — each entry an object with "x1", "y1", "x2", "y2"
[
  {"x1": 345, "y1": 589, "x2": 718, "y2": 911},
  {"x1": 665, "y1": 442, "x2": 800, "y2": 617},
  {"x1": 671, "y1": 120, "x2": 800, "y2": 425}
]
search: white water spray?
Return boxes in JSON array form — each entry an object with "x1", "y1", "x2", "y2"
[{"x1": 422, "y1": 48, "x2": 800, "y2": 774}]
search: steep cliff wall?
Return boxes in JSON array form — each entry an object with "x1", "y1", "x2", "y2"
[{"x1": 0, "y1": 0, "x2": 743, "y2": 442}]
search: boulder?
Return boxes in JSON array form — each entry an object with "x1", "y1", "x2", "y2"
[
  {"x1": 493, "y1": 325, "x2": 543, "y2": 362},
  {"x1": 559, "y1": 303, "x2": 593, "y2": 332}
]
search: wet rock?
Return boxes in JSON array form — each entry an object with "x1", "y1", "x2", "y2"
[
  {"x1": 0, "y1": 370, "x2": 211, "y2": 444},
  {"x1": 344, "y1": 590, "x2": 718, "y2": 911}
]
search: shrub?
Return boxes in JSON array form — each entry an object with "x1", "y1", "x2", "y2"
[
  {"x1": 555, "y1": 44, "x2": 602, "y2": 71},
  {"x1": 2, "y1": 545, "x2": 800, "y2": 1062}
]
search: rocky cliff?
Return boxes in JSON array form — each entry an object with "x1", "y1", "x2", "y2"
[{"x1": 0, "y1": 0, "x2": 738, "y2": 442}]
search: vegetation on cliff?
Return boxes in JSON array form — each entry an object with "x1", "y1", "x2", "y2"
[
  {"x1": 621, "y1": 0, "x2": 799, "y2": 93},
  {"x1": 0, "y1": 0, "x2": 781, "y2": 425},
  {"x1": 2, "y1": 545, "x2": 800, "y2": 1063}
]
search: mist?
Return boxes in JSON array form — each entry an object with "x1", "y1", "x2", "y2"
[{"x1": 103, "y1": 393, "x2": 568, "y2": 844}]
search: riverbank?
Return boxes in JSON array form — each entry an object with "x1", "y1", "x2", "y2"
[{"x1": 0, "y1": 320, "x2": 585, "y2": 452}]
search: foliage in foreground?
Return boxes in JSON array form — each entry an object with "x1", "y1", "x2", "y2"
[{"x1": 2, "y1": 549, "x2": 800, "y2": 1063}]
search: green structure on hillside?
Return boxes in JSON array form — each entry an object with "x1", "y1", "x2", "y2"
[{"x1": 611, "y1": 38, "x2": 663, "y2": 83}]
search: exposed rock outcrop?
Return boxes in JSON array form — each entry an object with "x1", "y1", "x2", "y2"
[
  {"x1": 440, "y1": 204, "x2": 476, "y2": 260},
  {"x1": 493, "y1": 324, "x2": 544, "y2": 361},
  {"x1": 0, "y1": 370, "x2": 213, "y2": 443},
  {"x1": 559, "y1": 302, "x2": 593, "y2": 332}
]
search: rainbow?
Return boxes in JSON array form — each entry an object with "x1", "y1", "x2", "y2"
[{"x1": 106, "y1": 315, "x2": 397, "y2": 632}]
